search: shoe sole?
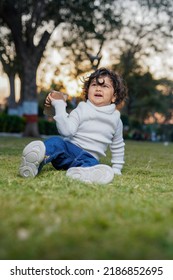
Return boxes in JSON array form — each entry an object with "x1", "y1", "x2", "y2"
[
  {"x1": 66, "y1": 164, "x2": 114, "y2": 184},
  {"x1": 19, "y1": 141, "x2": 45, "y2": 178}
]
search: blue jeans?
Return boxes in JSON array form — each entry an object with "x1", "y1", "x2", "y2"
[{"x1": 42, "y1": 136, "x2": 99, "y2": 170}]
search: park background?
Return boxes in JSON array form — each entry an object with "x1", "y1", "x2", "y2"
[{"x1": 0, "y1": 0, "x2": 173, "y2": 260}]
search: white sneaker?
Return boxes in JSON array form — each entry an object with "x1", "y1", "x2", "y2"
[
  {"x1": 19, "y1": 141, "x2": 45, "y2": 178},
  {"x1": 66, "y1": 164, "x2": 114, "y2": 184}
]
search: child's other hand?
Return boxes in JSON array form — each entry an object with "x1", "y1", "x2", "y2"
[{"x1": 112, "y1": 167, "x2": 122, "y2": 175}]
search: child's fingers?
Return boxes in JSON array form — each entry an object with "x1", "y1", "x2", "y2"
[
  {"x1": 51, "y1": 91, "x2": 63, "y2": 99},
  {"x1": 44, "y1": 91, "x2": 68, "y2": 108},
  {"x1": 46, "y1": 96, "x2": 51, "y2": 102},
  {"x1": 44, "y1": 102, "x2": 51, "y2": 107},
  {"x1": 44, "y1": 96, "x2": 51, "y2": 106},
  {"x1": 50, "y1": 91, "x2": 67, "y2": 101}
]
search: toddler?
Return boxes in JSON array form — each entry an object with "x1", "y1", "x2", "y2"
[{"x1": 19, "y1": 68, "x2": 127, "y2": 184}]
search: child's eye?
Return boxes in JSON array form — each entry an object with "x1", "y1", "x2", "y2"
[
  {"x1": 91, "y1": 83, "x2": 97, "y2": 86},
  {"x1": 102, "y1": 84, "x2": 109, "y2": 88}
]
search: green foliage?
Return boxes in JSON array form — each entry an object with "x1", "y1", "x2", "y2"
[
  {"x1": 115, "y1": 49, "x2": 173, "y2": 125},
  {"x1": 0, "y1": 113, "x2": 58, "y2": 135},
  {"x1": 0, "y1": 113, "x2": 25, "y2": 133},
  {"x1": 38, "y1": 119, "x2": 57, "y2": 135},
  {"x1": 0, "y1": 138, "x2": 173, "y2": 259}
]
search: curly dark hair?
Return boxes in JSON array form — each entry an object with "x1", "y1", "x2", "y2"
[{"x1": 83, "y1": 67, "x2": 127, "y2": 105}]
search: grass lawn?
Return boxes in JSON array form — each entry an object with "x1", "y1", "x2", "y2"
[{"x1": 0, "y1": 136, "x2": 173, "y2": 260}]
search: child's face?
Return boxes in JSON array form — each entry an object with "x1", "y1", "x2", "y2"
[{"x1": 88, "y1": 76, "x2": 116, "y2": 107}]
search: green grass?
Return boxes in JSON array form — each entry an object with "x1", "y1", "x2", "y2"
[{"x1": 0, "y1": 137, "x2": 173, "y2": 260}]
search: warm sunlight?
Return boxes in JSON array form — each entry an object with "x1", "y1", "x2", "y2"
[
  {"x1": 0, "y1": 76, "x2": 9, "y2": 103},
  {"x1": 0, "y1": 75, "x2": 21, "y2": 104},
  {"x1": 1, "y1": 41, "x2": 173, "y2": 104},
  {"x1": 65, "y1": 79, "x2": 82, "y2": 96}
]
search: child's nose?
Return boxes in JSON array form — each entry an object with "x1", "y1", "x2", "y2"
[{"x1": 96, "y1": 84, "x2": 101, "y2": 90}]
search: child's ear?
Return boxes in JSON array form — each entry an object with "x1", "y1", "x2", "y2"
[{"x1": 111, "y1": 94, "x2": 116, "y2": 103}]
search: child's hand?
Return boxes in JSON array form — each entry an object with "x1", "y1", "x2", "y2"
[
  {"x1": 44, "y1": 91, "x2": 67, "y2": 107},
  {"x1": 50, "y1": 91, "x2": 67, "y2": 101}
]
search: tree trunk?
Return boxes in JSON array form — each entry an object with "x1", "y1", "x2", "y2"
[
  {"x1": 21, "y1": 61, "x2": 40, "y2": 137},
  {"x1": 7, "y1": 72, "x2": 18, "y2": 115},
  {"x1": 23, "y1": 122, "x2": 40, "y2": 137}
]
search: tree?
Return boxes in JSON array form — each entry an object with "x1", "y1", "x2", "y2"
[
  {"x1": 107, "y1": 0, "x2": 173, "y2": 72},
  {"x1": 1, "y1": 0, "x2": 172, "y2": 137},
  {"x1": 157, "y1": 78, "x2": 173, "y2": 124},
  {"x1": 0, "y1": 0, "x2": 119, "y2": 136},
  {"x1": 0, "y1": 21, "x2": 21, "y2": 115},
  {"x1": 108, "y1": 0, "x2": 173, "y2": 126},
  {"x1": 52, "y1": 0, "x2": 122, "y2": 78},
  {"x1": 113, "y1": 48, "x2": 172, "y2": 128},
  {"x1": 0, "y1": 0, "x2": 58, "y2": 136},
  {"x1": 52, "y1": 0, "x2": 173, "y2": 95}
]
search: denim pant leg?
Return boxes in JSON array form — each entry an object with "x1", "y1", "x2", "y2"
[
  {"x1": 42, "y1": 136, "x2": 99, "y2": 171},
  {"x1": 72, "y1": 148, "x2": 99, "y2": 168}
]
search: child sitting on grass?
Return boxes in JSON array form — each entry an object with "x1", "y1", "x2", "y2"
[{"x1": 19, "y1": 67, "x2": 127, "y2": 184}]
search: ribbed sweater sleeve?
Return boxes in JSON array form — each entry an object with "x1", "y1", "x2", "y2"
[
  {"x1": 52, "y1": 100, "x2": 80, "y2": 137},
  {"x1": 110, "y1": 119, "x2": 125, "y2": 174}
]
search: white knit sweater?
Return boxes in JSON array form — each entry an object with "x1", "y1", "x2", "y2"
[{"x1": 52, "y1": 99, "x2": 125, "y2": 174}]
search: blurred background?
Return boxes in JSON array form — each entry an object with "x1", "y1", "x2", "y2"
[{"x1": 0, "y1": 0, "x2": 173, "y2": 141}]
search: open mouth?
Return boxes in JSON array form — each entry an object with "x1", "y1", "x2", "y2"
[{"x1": 94, "y1": 93, "x2": 103, "y2": 97}]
